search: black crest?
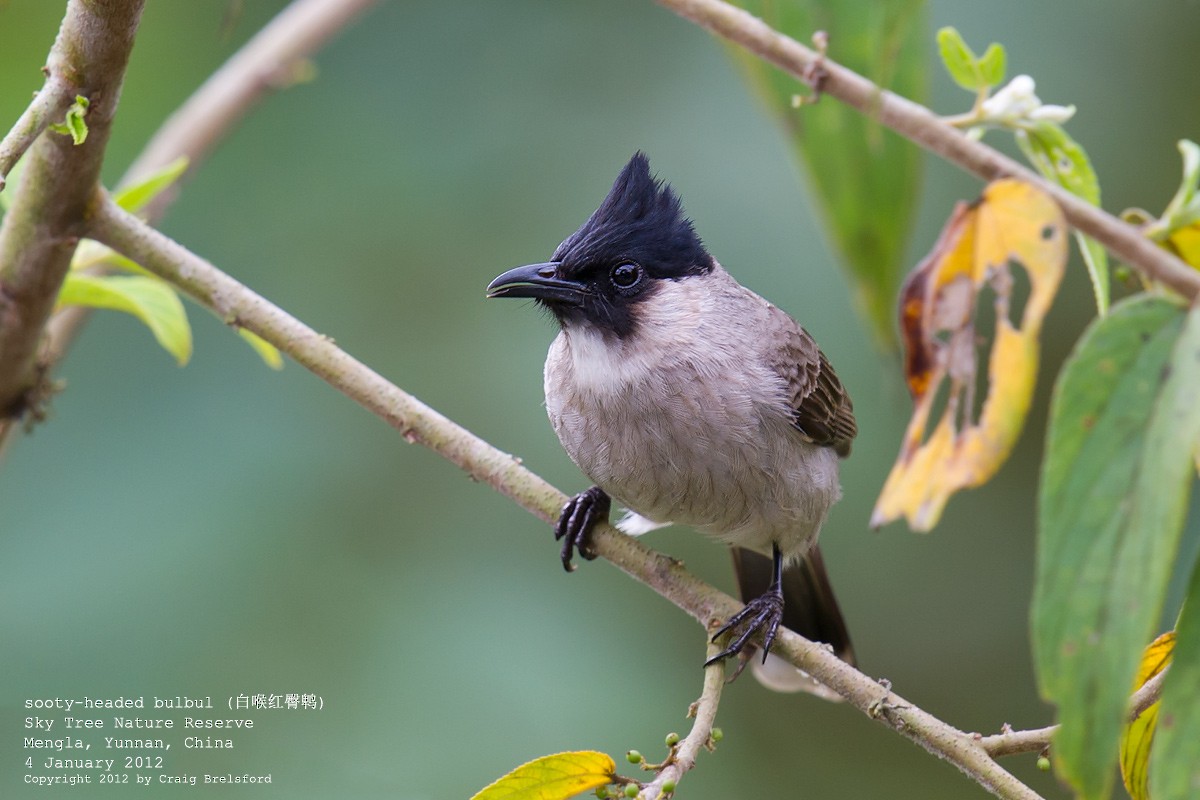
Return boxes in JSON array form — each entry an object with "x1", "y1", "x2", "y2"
[{"x1": 553, "y1": 153, "x2": 713, "y2": 279}]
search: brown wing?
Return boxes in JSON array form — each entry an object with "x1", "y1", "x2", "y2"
[{"x1": 766, "y1": 308, "x2": 857, "y2": 458}]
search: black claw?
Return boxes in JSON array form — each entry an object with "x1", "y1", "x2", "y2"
[
  {"x1": 706, "y1": 543, "x2": 787, "y2": 666},
  {"x1": 706, "y1": 589, "x2": 785, "y2": 665},
  {"x1": 554, "y1": 486, "x2": 610, "y2": 572}
]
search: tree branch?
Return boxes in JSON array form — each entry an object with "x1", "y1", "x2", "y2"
[
  {"x1": 0, "y1": 73, "x2": 76, "y2": 191},
  {"x1": 978, "y1": 665, "x2": 1170, "y2": 758},
  {"x1": 0, "y1": 0, "x2": 379, "y2": 461},
  {"x1": 121, "y1": 0, "x2": 379, "y2": 214},
  {"x1": 85, "y1": 190, "x2": 1044, "y2": 800},
  {"x1": 638, "y1": 642, "x2": 725, "y2": 800},
  {"x1": 44, "y1": 0, "x2": 380, "y2": 363},
  {"x1": 653, "y1": 0, "x2": 1200, "y2": 302},
  {"x1": 0, "y1": 0, "x2": 145, "y2": 415}
]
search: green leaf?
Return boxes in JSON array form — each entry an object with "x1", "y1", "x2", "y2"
[
  {"x1": 730, "y1": 0, "x2": 927, "y2": 348},
  {"x1": 935, "y1": 26, "x2": 980, "y2": 90},
  {"x1": 1034, "y1": 295, "x2": 1200, "y2": 799},
  {"x1": 57, "y1": 273, "x2": 192, "y2": 365},
  {"x1": 470, "y1": 751, "x2": 616, "y2": 800},
  {"x1": 936, "y1": 28, "x2": 1005, "y2": 91},
  {"x1": 113, "y1": 156, "x2": 189, "y2": 215},
  {"x1": 1158, "y1": 139, "x2": 1200, "y2": 233},
  {"x1": 1017, "y1": 122, "x2": 1109, "y2": 314},
  {"x1": 48, "y1": 95, "x2": 89, "y2": 145},
  {"x1": 237, "y1": 328, "x2": 284, "y2": 370},
  {"x1": 976, "y1": 42, "x2": 1006, "y2": 88},
  {"x1": 1152, "y1": 561, "x2": 1200, "y2": 799}
]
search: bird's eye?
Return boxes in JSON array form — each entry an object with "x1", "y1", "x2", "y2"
[{"x1": 610, "y1": 262, "x2": 643, "y2": 291}]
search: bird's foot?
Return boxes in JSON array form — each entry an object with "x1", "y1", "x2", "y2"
[
  {"x1": 555, "y1": 486, "x2": 610, "y2": 572},
  {"x1": 705, "y1": 585, "x2": 785, "y2": 666}
]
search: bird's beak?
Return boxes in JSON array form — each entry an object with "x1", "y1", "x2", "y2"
[{"x1": 486, "y1": 262, "x2": 589, "y2": 305}]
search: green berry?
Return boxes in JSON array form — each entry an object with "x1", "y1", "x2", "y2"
[
  {"x1": 662, "y1": 779, "x2": 676, "y2": 794},
  {"x1": 626, "y1": 750, "x2": 643, "y2": 765},
  {"x1": 624, "y1": 784, "x2": 639, "y2": 798},
  {"x1": 665, "y1": 732, "x2": 680, "y2": 747},
  {"x1": 1036, "y1": 756, "x2": 1051, "y2": 771},
  {"x1": 710, "y1": 727, "x2": 723, "y2": 743}
]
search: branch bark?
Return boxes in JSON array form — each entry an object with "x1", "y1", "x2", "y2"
[
  {"x1": 0, "y1": 74, "x2": 76, "y2": 190},
  {"x1": 85, "y1": 190, "x2": 1045, "y2": 800},
  {"x1": 0, "y1": 0, "x2": 145, "y2": 415},
  {"x1": 653, "y1": 0, "x2": 1200, "y2": 302}
]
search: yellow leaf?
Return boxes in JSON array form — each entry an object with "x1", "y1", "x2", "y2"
[
  {"x1": 872, "y1": 180, "x2": 1068, "y2": 530},
  {"x1": 237, "y1": 328, "x2": 284, "y2": 370},
  {"x1": 470, "y1": 751, "x2": 617, "y2": 800},
  {"x1": 1166, "y1": 223, "x2": 1200, "y2": 269},
  {"x1": 1119, "y1": 631, "x2": 1175, "y2": 800}
]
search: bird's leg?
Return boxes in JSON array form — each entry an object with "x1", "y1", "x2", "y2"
[
  {"x1": 555, "y1": 486, "x2": 610, "y2": 572},
  {"x1": 706, "y1": 543, "x2": 786, "y2": 665}
]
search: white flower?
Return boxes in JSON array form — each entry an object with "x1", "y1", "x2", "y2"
[{"x1": 980, "y1": 74, "x2": 1075, "y2": 127}]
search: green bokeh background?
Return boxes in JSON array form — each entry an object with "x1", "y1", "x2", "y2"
[{"x1": 2, "y1": 2, "x2": 1198, "y2": 798}]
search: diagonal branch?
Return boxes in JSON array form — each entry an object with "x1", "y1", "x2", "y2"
[
  {"x1": 0, "y1": 73, "x2": 76, "y2": 191},
  {"x1": 654, "y1": 0, "x2": 1200, "y2": 302},
  {"x1": 0, "y1": 0, "x2": 145, "y2": 416},
  {"x1": 44, "y1": 0, "x2": 381, "y2": 364},
  {"x1": 120, "y1": 0, "x2": 379, "y2": 215},
  {"x1": 85, "y1": 190, "x2": 1044, "y2": 800},
  {"x1": 0, "y1": 0, "x2": 379, "y2": 460}
]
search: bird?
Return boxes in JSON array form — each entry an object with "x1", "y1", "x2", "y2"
[{"x1": 486, "y1": 153, "x2": 856, "y2": 694}]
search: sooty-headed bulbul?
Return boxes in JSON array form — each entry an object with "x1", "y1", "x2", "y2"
[{"x1": 487, "y1": 153, "x2": 856, "y2": 694}]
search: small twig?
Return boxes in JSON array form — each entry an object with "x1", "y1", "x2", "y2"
[
  {"x1": 1128, "y1": 663, "x2": 1168, "y2": 723},
  {"x1": 85, "y1": 192, "x2": 1044, "y2": 800},
  {"x1": 654, "y1": 0, "x2": 1200, "y2": 302},
  {"x1": 979, "y1": 725, "x2": 1056, "y2": 759},
  {"x1": 0, "y1": 74, "x2": 76, "y2": 191},
  {"x1": 978, "y1": 667, "x2": 1170, "y2": 758},
  {"x1": 639, "y1": 642, "x2": 725, "y2": 800}
]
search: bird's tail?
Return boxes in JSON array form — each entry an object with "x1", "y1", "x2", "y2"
[{"x1": 730, "y1": 545, "x2": 854, "y2": 698}]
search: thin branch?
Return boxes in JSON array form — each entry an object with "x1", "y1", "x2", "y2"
[
  {"x1": 639, "y1": 641, "x2": 725, "y2": 800},
  {"x1": 85, "y1": 191, "x2": 1044, "y2": 800},
  {"x1": 0, "y1": 74, "x2": 76, "y2": 191},
  {"x1": 0, "y1": 0, "x2": 145, "y2": 415},
  {"x1": 45, "y1": 0, "x2": 380, "y2": 356},
  {"x1": 0, "y1": 0, "x2": 379, "y2": 461},
  {"x1": 1128, "y1": 663, "x2": 1169, "y2": 723},
  {"x1": 979, "y1": 726, "x2": 1056, "y2": 759},
  {"x1": 121, "y1": 0, "x2": 379, "y2": 212},
  {"x1": 654, "y1": 0, "x2": 1200, "y2": 302},
  {"x1": 977, "y1": 666, "x2": 1169, "y2": 758}
]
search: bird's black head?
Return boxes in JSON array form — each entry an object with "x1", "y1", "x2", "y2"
[{"x1": 487, "y1": 153, "x2": 713, "y2": 338}]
